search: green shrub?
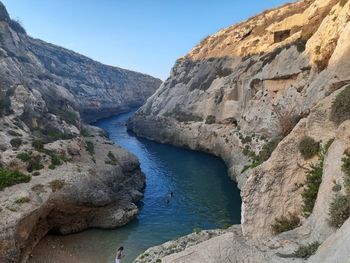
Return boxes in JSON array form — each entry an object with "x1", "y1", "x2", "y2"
[
  {"x1": 16, "y1": 152, "x2": 31, "y2": 162},
  {"x1": 292, "y1": 242, "x2": 320, "y2": 259},
  {"x1": 329, "y1": 195, "x2": 350, "y2": 228},
  {"x1": 259, "y1": 137, "x2": 281, "y2": 161},
  {"x1": 298, "y1": 136, "x2": 320, "y2": 159},
  {"x1": 85, "y1": 141, "x2": 94, "y2": 156},
  {"x1": 45, "y1": 130, "x2": 66, "y2": 141},
  {"x1": 330, "y1": 85, "x2": 350, "y2": 124},
  {"x1": 105, "y1": 151, "x2": 118, "y2": 165},
  {"x1": 32, "y1": 140, "x2": 44, "y2": 151},
  {"x1": 302, "y1": 139, "x2": 334, "y2": 217},
  {"x1": 341, "y1": 150, "x2": 350, "y2": 193},
  {"x1": 14, "y1": 197, "x2": 30, "y2": 204},
  {"x1": 241, "y1": 137, "x2": 281, "y2": 172},
  {"x1": 51, "y1": 155, "x2": 63, "y2": 166},
  {"x1": 301, "y1": 163, "x2": 323, "y2": 217},
  {"x1": 328, "y1": 150, "x2": 350, "y2": 228},
  {"x1": 81, "y1": 127, "x2": 91, "y2": 137},
  {"x1": 0, "y1": 169, "x2": 31, "y2": 190},
  {"x1": 10, "y1": 138, "x2": 22, "y2": 148},
  {"x1": 272, "y1": 212, "x2": 300, "y2": 234}
]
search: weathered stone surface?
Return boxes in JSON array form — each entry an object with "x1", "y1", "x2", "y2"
[{"x1": 129, "y1": 0, "x2": 350, "y2": 262}]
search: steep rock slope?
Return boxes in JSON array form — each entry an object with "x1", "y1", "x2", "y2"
[
  {"x1": 0, "y1": 2, "x2": 158, "y2": 262},
  {"x1": 0, "y1": 2, "x2": 161, "y2": 122},
  {"x1": 128, "y1": 0, "x2": 350, "y2": 261}
]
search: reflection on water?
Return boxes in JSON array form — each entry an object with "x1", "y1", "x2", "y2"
[{"x1": 32, "y1": 111, "x2": 241, "y2": 263}]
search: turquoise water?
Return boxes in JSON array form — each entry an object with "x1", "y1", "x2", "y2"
[{"x1": 33, "y1": 111, "x2": 241, "y2": 263}]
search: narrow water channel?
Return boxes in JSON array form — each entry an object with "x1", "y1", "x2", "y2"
[{"x1": 30, "y1": 111, "x2": 241, "y2": 263}]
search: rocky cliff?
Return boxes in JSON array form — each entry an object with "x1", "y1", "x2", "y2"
[
  {"x1": 128, "y1": 0, "x2": 350, "y2": 262},
  {"x1": 0, "y1": 2, "x2": 159, "y2": 262},
  {"x1": 0, "y1": 2, "x2": 161, "y2": 123}
]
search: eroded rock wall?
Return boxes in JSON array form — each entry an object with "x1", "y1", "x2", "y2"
[{"x1": 129, "y1": 0, "x2": 350, "y2": 261}]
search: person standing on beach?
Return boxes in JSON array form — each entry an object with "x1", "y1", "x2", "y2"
[{"x1": 116, "y1": 246, "x2": 124, "y2": 263}]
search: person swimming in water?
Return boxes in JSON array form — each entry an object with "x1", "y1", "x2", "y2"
[
  {"x1": 115, "y1": 246, "x2": 124, "y2": 263},
  {"x1": 166, "y1": 191, "x2": 174, "y2": 203}
]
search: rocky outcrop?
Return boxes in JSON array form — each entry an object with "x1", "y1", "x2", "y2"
[
  {"x1": 0, "y1": 123, "x2": 145, "y2": 263},
  {"x1": 0, "y1": 2, "x2": 157, "y2": 262},
  {"x1": 128, "y1": 0, "x2": 350, "y2": 261}
]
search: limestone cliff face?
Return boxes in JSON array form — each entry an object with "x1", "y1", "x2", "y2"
[
  {"x1": 0, "y1": 2, "x2": 156, "y2": 262},
  {"x1": 128, "y1": 0, "x2": 350, "y2": 262},
  {"x1": 0, "y1": 1, "x2": 161, "y2": 122}
]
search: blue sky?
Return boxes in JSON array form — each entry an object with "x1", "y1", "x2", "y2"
[{"x1": 2, "y1": 0, "x2": 293, "y2": 80}]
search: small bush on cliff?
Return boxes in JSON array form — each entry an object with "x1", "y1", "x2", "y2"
[
  {"x1": 105, "y1": 151, "x2": 118, "y2": 165},
  {"x1": 342, "y1": 150, "x2": 350, "y2": 192},
  {"x1": 32, "y1": 140, "x2": 44, "y2": 151},
  {"x1": 302, "y1": 139, "x2": 333, "y2": 217},
  {"x1": 330, "y1": 85, "x2": 350, "y2": 125},
  {"x1": 272, "y1": 212, "x2": 301, "y2": 234},
  {"x1": 81, "y1": 127, "x2": 91, "y2": 137},
  {"x1": 298, "y1": 136, "x2": 320, "y2": 159},
  {"x1": 329, "y1": 195, "x2": 350, "y2": 228},
  {"x1": 51, "y1": 155, "x2": 63, "y2": 166},
  {"x1": 329, "y1": 150, "x2": 350, "y2": 228},
  {"x1": 241, "y1": 137, "x2": 281, "y2": 173},
  {"x1": 292, "y1": 242, "x2": 320, "y2": 259},
  {"x1": 0, "y1": 169, "x2": 31, "y2": 190},
  {"x1": 259, "y1": 137, "x2": 281, "y2": 161},
  {"x1": 85, "y1": 141, "x2": 94, "y2": 156},
  {"x1": 16, "y1": 152, "x2": 31, "y2": 162},
  {"x1": 14, "y1": 197, "x2": 30, "y2": 204},
  {"x1": 49, "y1": 154, "x2": 65, "y2": 170}
]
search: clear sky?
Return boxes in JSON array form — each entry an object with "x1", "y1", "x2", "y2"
[{"x1": 2, "y1": 0, "x2": 293, "y2": 80}]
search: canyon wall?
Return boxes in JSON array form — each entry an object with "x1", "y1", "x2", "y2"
[
  {"x1": 0, "y1": 2, "x2": 159, "y2": 262},
  {"x1": 0, "y1": 2, "x2": 161, "y2": 122},
  {"x1": 128, "y1": 0, "x2": 350, "y2": 261}
]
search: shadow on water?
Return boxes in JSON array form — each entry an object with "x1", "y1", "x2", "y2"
[{"x1": 35, "y1": 110, "x2": 241, "y2": 263}]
